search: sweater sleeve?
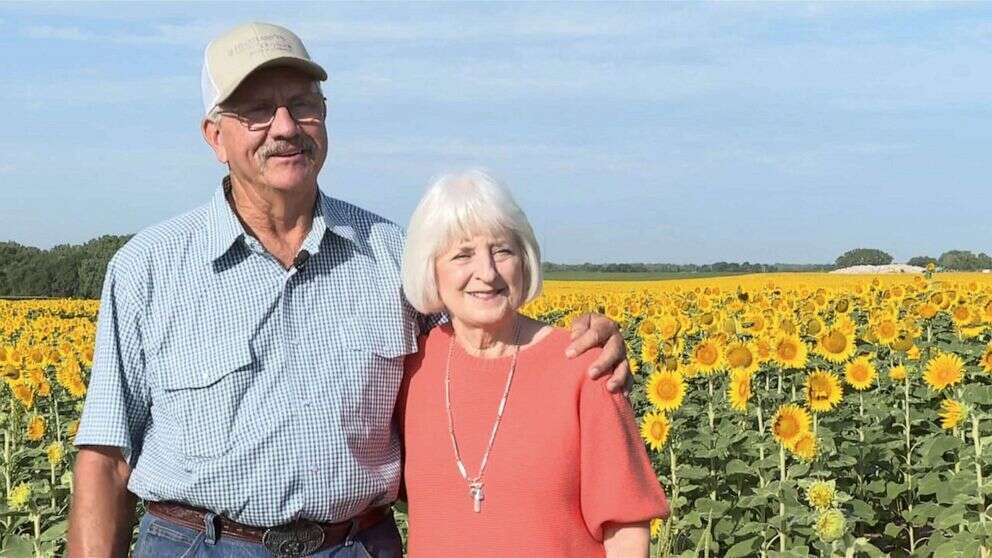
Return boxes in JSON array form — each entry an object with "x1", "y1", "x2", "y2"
[{"x1": 579, "y1": 373, "x2": 671, "y2": 541}]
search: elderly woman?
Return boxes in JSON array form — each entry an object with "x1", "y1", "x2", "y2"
[{"x1": 398, "y1": 169, "x2": 669, "y2": 557}]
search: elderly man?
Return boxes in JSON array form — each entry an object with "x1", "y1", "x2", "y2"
[{"x1": 66, "y1": 22, "x2": 630, "y2": 558}]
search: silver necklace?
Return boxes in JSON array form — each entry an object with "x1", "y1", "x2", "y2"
[{"x1": 443, "y1": 319, "x2": 521, "y2": 513}]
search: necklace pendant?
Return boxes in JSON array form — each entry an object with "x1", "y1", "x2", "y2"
[{"x1": 470, "y1": 482, "x2": 484, "y2": 513}]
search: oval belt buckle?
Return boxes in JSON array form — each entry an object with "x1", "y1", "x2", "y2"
[{"x1": 261, "y1": 522, "x2": 325, "y2": 558}]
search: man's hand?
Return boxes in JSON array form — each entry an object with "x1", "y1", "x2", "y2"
[
  {"x1": 567, "y1": 313, "x2": 631, "y2": 393},
  {"x1": 67, "y1": 446, "x2": 137, "y2": 558}
]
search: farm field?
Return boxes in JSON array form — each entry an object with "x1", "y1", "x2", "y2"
[
  {"x1": 542, "y1": 271, "x2": 750, "y2": 281},
  {"x1": 3, "y1": 271, "x2": 992, "y2": 556}
]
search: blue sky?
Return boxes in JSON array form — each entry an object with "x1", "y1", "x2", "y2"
[{"x1": 1, "y1": 2, "x2": 989, "y2": 264}]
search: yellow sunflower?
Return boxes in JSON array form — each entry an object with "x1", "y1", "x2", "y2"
[
  {"x1": 639, "y1": 410, "x2": 670, "y2": 451},
  {"x1": 805, "y1": 370, "x2": 843, "y2": 413},
  {"x1": 804, "y1": 316, "x2": 825, "y2": 337},
  {"x1": 923, "y1": 352, "x2": 965, "y2": 392},
  {"x1": 646, "y1": 370, "x2": 686, "y2": 412},
  {"x1": 657, "y1": 315, "x2": 681, "y2": 340},
  {"x1": 6, "y1": 483, "x2": 31, "y2": 511},
  {"x1": 772, "y1": 333, "x2": 808, "y2": 369},
  {"x1": 939, "y1": 399, "x2": 967, "y2": 430},
  {"x1": 980, "y1": 344, "x2": 992, "y2": 375},
  {"x1": 46, "y1": 441, "x2": 64, "y2": 466},
  {"x1": 888, "y1": 365, "x2": 908, "y2": 382},
  {"x1": 873, "y1": 319, "x2": 899, "y2": 345},
  {"x1": 26, "y1": 415, "x2": 45, "y2": 441},
  {"x1": 817, "y1": 328, "x2": 856, "y2": 363},
  {"x1": 727, "y1": 369, "x2": 752, "y2": 412},
  {"x1": 790, "y1": 431, "x2": 818, "y2": 460},
  {"x1": 10, "y1": 381, "x2": 35, "y2": 409},
  {"x1": 805, "y1": 479, "x2": 836, "y2": 510},
  {"x1": 907, "y1": 346, "x2": 921, "y2": 361},
  {"x1": 844, "y1": 356, "x2": 877, "y2": 391},
  {"x1": 918, "y1": 303, "x2": 939, "y2": 320},
  {"x1": 640, "y1": 339, "x2": 660, "y2": 366},
  {"x1": 771, "y1": 404, "x2": 811, "y2": 448},
  {"x1": 649, "y1": 518, "x2": 663, "y2": 540},
  {"x1": 691, "y1": 338, "x2": 723, "y2": 374},
  {"x1": 753, "y1": 336, "x2": 773, "y2": 364},
  {"x1": 724, "y1": 341, "x2": 759, "y2": 375},
  {"x1": 951, "y1": 304, "x2": 973, "y2": 327},
  {"x1": 815, "y1": 509, "x2": 846, "y2": 543}
]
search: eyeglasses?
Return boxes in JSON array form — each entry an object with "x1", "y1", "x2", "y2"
[{"x1": 218, "y1": 95, "x2": 327, "y2": 131}]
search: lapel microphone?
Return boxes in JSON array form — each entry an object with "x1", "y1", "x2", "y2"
[{"x1": 293, "y1": 249, "x2": 311, "y2": 271}]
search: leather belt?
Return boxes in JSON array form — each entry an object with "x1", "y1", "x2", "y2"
[{"x1": 146, "y1": 501, "x2": 392, "y2": 557}]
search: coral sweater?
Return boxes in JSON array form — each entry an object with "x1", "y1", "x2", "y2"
[{"x1": 399, "y1": 325, "x2": 669, "y2": 557}]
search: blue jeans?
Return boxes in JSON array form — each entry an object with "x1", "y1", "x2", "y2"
[{"x1": 133, "y1": 510, "x2": 404, "y2": 558}]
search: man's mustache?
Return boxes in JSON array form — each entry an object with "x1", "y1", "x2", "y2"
[{"x1": 257, "y1": 136, "x2": 318, "y2": 161}]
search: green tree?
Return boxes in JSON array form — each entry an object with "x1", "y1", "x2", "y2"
[
  {"x1": 907, "y1": 256, "x2": 938, "y2": 268},
  {"x1": 938, "y1": 250, "x2": 992, "y2": 271},
  {"x1": 834, "y1": 248, "x2": 893, "y2": 268}
]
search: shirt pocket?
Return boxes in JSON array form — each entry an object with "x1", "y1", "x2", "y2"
[
  {"x1": 159, "y1": 340, "x2": 256, "y2": 459},
  {"x1": 336, "y1": 310, "x2": 418, "y2": 426}
]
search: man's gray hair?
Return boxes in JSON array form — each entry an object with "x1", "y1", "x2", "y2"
[{"x1": 401, "y1": 168, "x2": 543, "y2": 314}]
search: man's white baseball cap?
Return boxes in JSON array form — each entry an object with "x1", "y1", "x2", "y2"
[{"x1": 201, "y1": 22, "x2": 327, "y2": 114}]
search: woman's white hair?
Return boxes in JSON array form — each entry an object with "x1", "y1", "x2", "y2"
[{"x1": 402, "y1": 168, "x2": 542, "y2": 315}]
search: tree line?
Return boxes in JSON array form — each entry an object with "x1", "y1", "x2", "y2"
[
  {"x1": 834, "y1": 248, "x2": 992, "y2": 271},
  {"x1": 0, "y1": 239, "x2": 988, "y2": 299},
  {"x1": 541, "y1": 262, "x2": 834, "y2": 274},
  {"x1": 0, "y1": 236, "x2": 132, "y2": 298}
]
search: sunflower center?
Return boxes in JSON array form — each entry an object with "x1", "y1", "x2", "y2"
[
  {"x1": 778, "y1": 342, "x2": 798, "y2": 360},
  {"x1": 737, "y1": 380, "x2": 750, "y2": 399},
  {"x1": 823, "y1": 331, "x2": 847, "y2": 353},
  {"x1": 656, "y1": 379, "x2": 679, "y2": 400},
  {"x1": 696, "y1": 344, "x2": 718, "y2": 365},
  {"x1": 850, "y1": 364, "x2": 870, "y2": 382},
  {"x1": 650, "y1": 422, "x2": 666, "y2": 439},
  {"x1": 776, "y1": 416, "x2": 800, "y2": 438},
  {"x1": 727, "y1": 347, "x2": 753, "y2": 369}
]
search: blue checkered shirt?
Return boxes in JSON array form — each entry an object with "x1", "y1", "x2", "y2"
[{"x1": 76, "y1": 177, "x2": 437, "y2": 527}]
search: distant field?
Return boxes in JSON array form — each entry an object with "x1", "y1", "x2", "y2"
[{"x1": 542, "y1": 270, "x2": 748, "y2": 281}]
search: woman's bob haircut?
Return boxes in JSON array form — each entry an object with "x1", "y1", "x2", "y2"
[{"x1": 402, "y1": 168, "x2": 542, "y2": 315}]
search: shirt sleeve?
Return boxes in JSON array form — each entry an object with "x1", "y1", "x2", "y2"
[
  {"x1": 74, "y1": 253, "x2": 152, "y2": 468},
  {"x1": 579, "y1": 373, "x2": 670, "y2": 541}
]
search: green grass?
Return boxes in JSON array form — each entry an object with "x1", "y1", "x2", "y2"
[{"x1": 543, "y1": 271, "x2": 751, "y2": 281}]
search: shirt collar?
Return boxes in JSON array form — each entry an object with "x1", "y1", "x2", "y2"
[
  {"x1": 206, "y1": 175, "x2": 360, "y2": 263},
  {"x1": 206, "y1": 176, "x2": 247, "y2": 263}
]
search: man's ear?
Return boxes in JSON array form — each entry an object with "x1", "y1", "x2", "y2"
[{"x1": 201, "y1": 118, "x2": 228, "y2": 164}]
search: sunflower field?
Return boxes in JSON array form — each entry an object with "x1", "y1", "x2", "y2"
[
  {"x1": 523, "y1": 271, "x2": 992, "y2": 558},
  {"x1": 3, "y1": 271, "x2": 992, "y2": 556}
]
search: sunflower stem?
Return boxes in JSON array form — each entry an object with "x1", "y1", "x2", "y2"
[
  {"x1": 858, "y1": 392, "x2": 865, "y2": 443},
  {"x1": 972, "y1": 414, "x2": 985, "y2": 526},
  {"x1": 757, "y1": 401, "x2": 767, "y2": 488},
  {"x1": 53, "y1": 397, "x2": 62, "y2": 444},
  {"x1": 903, "y1": 373, "x2": 915, "y2": 554},
  {"x1": 779, "y1": 444, "x2": 787, "y2": 552},
  {"x1": 31, "y1": 512, "x2": 42, "y2": 558},
  {"x1": 669, "y1": 444, "x2": 679, "y2": 511},
  {"x1": 707, "y1": 377, "x2": 716, "y2": 501}
]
